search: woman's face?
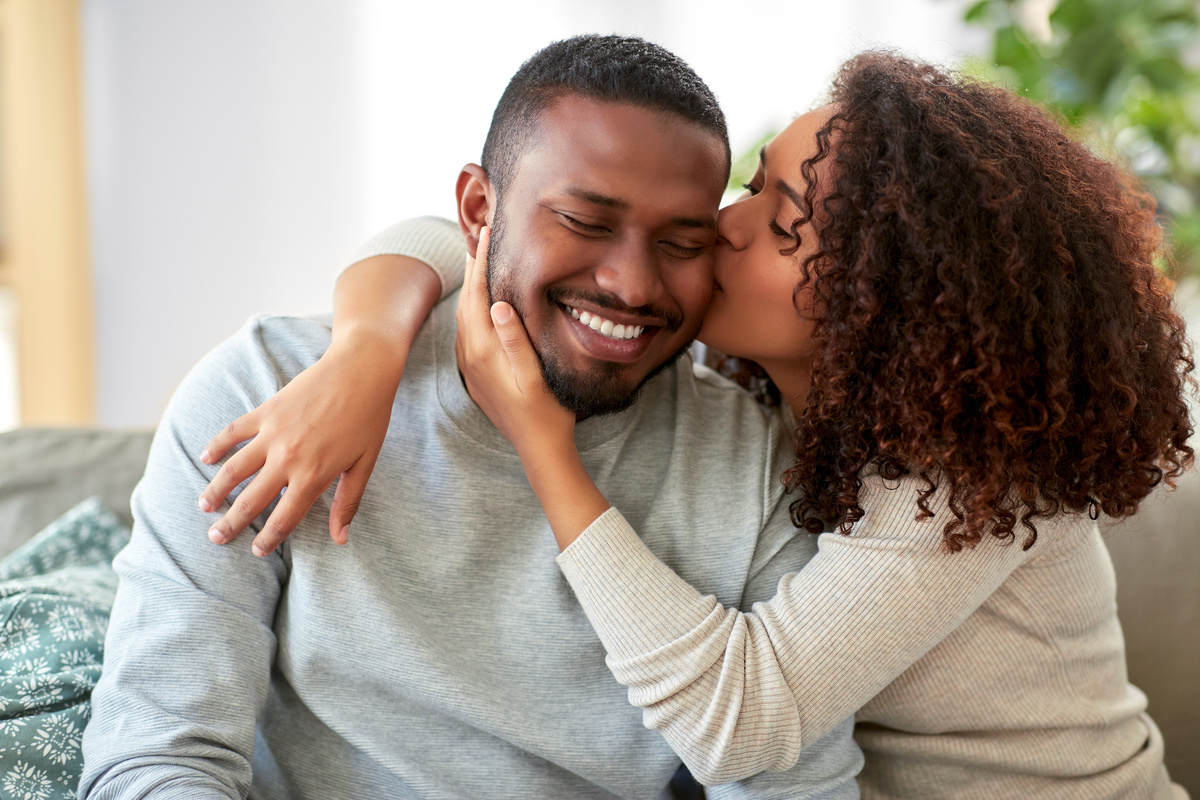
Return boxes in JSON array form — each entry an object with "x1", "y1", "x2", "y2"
[{"x1": 698, "y1": 107, "x2": 834, "y2": 395}]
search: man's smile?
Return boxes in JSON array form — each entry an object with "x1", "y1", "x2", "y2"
[
  {"x1": 557, "y1": 302, "x2": 661, "y2": 364},
  {"x1": 565, "y1": 304, "x2": 647, "y2": 340}
]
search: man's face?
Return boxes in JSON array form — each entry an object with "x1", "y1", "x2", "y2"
[{"x1": 486, "y1": 96, "x2": 727, "y2": 417}]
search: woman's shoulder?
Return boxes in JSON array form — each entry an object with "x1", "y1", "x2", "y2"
[{"x1": 848, "y1": 466, "x2": 1099, "y2": 561}]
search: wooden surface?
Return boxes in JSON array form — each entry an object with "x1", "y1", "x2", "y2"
[{"x1": 0, "y1": 0, "x2": 95, "y2": 424}]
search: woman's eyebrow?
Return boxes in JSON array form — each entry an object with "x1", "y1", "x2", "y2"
[
  {"x1": 776, "y1": 178, "x2": 804, "y2": 211},
  {"x1": 761, "y1": 142, "x2": 805, "y2": 211}
]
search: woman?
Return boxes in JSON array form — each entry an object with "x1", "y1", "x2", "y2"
[{"x1": 199, "y1": 54, "x2": 1193, "y2": 796}]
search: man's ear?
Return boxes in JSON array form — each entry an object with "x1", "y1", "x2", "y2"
[{"x1": 457, "y1": 164, "x2": 495, "y2": 258}]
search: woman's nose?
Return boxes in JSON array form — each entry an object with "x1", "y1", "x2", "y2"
[{"x1": 716, "y1": 201, "x2": 749, "y2": 251}]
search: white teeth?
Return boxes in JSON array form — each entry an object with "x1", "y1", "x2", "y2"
[{"x1": 566, "y1": 306, "x2": 645, "y2": 340}]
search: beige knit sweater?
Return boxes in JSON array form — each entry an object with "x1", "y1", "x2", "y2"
[{"x1": 557, "y1": 470, "x2": 1186, "y2": 798}]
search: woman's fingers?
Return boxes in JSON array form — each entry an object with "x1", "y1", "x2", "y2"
[
  {"x1": 205, "y1": 468, "x2": 288, "y2": 544},
  {"x1": 328, "y1": 452, "x2": 379, "y2": 545},
  {"x1": 457, "y1": 225, "x2": 501, "y2": 365},
  {"x1": 249, "y1": 479, "x2": 329, "y2": 556},
  {"x1": 199, "y1": 440, "x2": 267, "y2": 514},
  {"x1": 471, "y1": 226, "x2": 491, "y2": 303},
  {"x1": 200, "y1": 408, "x2": 261, "y2": 464},
  {"x1": 489, "y1": 302, "x2": 543, "y2": 396}
]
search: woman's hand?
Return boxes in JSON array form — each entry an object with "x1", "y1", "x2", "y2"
[
  {"x1": 455, "y1": 227, "x2": 610, "y2": 550},
  {"x1": 454, "y1": 226, "x2": 576, "y2": 459},
  {"x1": 198, "y1": 332, "x2": 401, "y2": 555},
  {"x1": 199, "y1": 253, "x2": 442, "y2": 556}
]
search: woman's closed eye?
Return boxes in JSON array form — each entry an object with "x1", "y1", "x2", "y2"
[{"x1": 769, "y1": 217, "x2": 796, "y2": 241}]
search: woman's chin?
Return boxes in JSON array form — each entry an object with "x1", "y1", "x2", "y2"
[{"x1": 696, "y1": 319, "x2": 745, "y2": 361}]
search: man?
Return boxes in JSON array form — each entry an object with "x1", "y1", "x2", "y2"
[{"x1": 80, "y1": 35, "x2": 861, "y2": 798}]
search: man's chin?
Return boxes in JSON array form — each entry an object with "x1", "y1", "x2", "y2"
[
  {"x1": 542, "y1": 366, "x2": 645, "y2": 418},
  {"x1": 539, "y1": 340, "x2": 693, "y2": 419}
]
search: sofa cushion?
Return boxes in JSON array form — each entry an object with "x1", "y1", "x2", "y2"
[
  {"x1": 0, "y1": 497, "x2": 129, "y2": 800},
  {"x1": 0, "y1": 428, "x2": 152, "y2": 559},
  {"x1": 1103, "y1": 466, "x2": 1200, "y2": 796}
]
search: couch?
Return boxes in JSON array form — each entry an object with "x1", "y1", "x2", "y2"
[{"x1": 1, "y1": 425, "x2": 1196, "y2": 793}]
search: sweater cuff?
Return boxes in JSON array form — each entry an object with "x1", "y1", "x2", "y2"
[
  {"x1": 338, "y1": 216, "x2": 466, "y2": 301},
  {"x1": 556, "y1": 507, "x2": 718, "y2": 662}
]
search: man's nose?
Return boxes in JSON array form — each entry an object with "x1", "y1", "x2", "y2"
[{"x1": 594, "y1": 242, "x2": 664, "y2": 309}]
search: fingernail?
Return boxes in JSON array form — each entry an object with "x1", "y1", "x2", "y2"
[
  {"x1": 208, "y1": 527, "x2": 226, "y2": 544},
  {"x1": 198, "y1": 497, "x2": 213, "y2": 513},
  {"x1": 200, "y1": 449, "x2": 211, "y2": 463},
  {"x1": 491, "y1": 303, "x2": 512, "y2": 324},
  {"x1": 338, "y1": 525, "x2": 350, "y2": 545},
  {"x1": 252, "y1": 543, "x2": 266, "y2": 557}
]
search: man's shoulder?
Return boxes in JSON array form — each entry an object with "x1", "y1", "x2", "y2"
[
  {"x1": 201, "y1": 313, "x2": 330, "y2": 380},
  {"x1": 660, "y1": 356, "x2": 785, "y2": 447},
  {"x1": 634, "y1": 355, "x2": 792, "y2": 512},
  {"x1": 163, "y1": 314, "x2": 333, "y2": 432},
  {"x1": 234, "y1": 313, "x2": 333, "y2": 374}
]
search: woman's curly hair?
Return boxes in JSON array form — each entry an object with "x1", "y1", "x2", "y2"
[{"x1": 778, "y1": 52, "x2": 1194, "y2": 551}]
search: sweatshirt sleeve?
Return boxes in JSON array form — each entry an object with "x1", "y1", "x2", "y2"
[
  {"x1": 79, "y1": 320, "x2": 294, "y2": 799},
  {"x1": 338, "y1": 216, "x2": 466, "y2": 301},
  {"x1": 555, "y1": 472, "x2": 1033, "y2": 785}
]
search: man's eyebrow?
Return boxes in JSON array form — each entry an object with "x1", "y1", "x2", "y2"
[
  {"x1": 565, "y1": 187, "x2": 629, "y2": 209},
  {"x1": 670, "y1": 216, "x2": 717, "y2": 231},
  {"x1": 563, "y1": 186, "x2": 716, "y2": 230}
]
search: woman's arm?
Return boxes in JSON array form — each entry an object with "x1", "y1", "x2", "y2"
[
  {"x1": 199, "y1": 217, "x2": 466, "y2": 556},
  {"x1": 555, "y1": 483, "x2": 1033, "y2": 784}
]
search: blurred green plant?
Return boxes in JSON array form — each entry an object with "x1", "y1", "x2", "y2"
[
  {"x1": 726, "y1": 130, "x2": 778, "y2": 196},
  {"x1": 964, "y1": 0, "x2": 1200, "y2": 277}
]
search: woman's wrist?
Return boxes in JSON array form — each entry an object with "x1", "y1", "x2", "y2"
[
  {"x1": 323, "y1": 327, "x2": 411, "y2": 388},
  {"x1": 519, "y1": 438, "x2": 611, "y2": 551},
  {"x1": 331, "y1": 255, "x2": 441, "y2": 360},
  {"x1": 332, "y1": 319, "x2": 413, "y2": 359},
  {"x1": 513, "y1": 425, "x2": 580, "y2": 481}
]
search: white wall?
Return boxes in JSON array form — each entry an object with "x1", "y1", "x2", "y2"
[{"x1": 82, "y1": 0, "x2": 984, "y2": 427}]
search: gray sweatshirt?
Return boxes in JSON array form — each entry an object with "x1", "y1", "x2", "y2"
[{"x1": 79, "y1": 296, "x2": 862, "y2": 798}]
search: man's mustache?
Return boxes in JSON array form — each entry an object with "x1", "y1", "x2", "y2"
[{"x1": 544, "y1": 286, "x2": 683, "y2": 333}]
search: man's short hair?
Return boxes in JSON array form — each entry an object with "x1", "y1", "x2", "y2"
[{"x1": 481, "y1": 34, "x2": 731, "y2": 200}]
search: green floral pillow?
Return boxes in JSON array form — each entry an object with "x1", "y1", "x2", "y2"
[{"x1": 0, "y1": 497, "x2": 129, "y2": 800}]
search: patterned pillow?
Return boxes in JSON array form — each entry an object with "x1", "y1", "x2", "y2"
[{"x1": 0, "y1": 497, "x2": 129, "y2": 800}]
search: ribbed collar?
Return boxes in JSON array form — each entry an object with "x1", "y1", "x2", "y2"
[{"x1": 432, "y1": 294, "x2": 648, "y2": 454}]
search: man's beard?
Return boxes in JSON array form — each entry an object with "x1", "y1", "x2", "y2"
[{"x1": 486, "y1": 209, "x2": 692, "y2": 418}]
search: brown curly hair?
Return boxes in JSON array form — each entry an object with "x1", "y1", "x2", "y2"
[{"x1": 775, "y1": 52, "x2": 1194, "y2": 551}]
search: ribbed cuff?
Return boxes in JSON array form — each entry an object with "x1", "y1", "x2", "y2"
[
  {"x1": 338, "y1": 216, "x2": 466, "y2": 301},
  {"x1": 556, "y1": 507, "x2": 717, "y2": 662}
]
